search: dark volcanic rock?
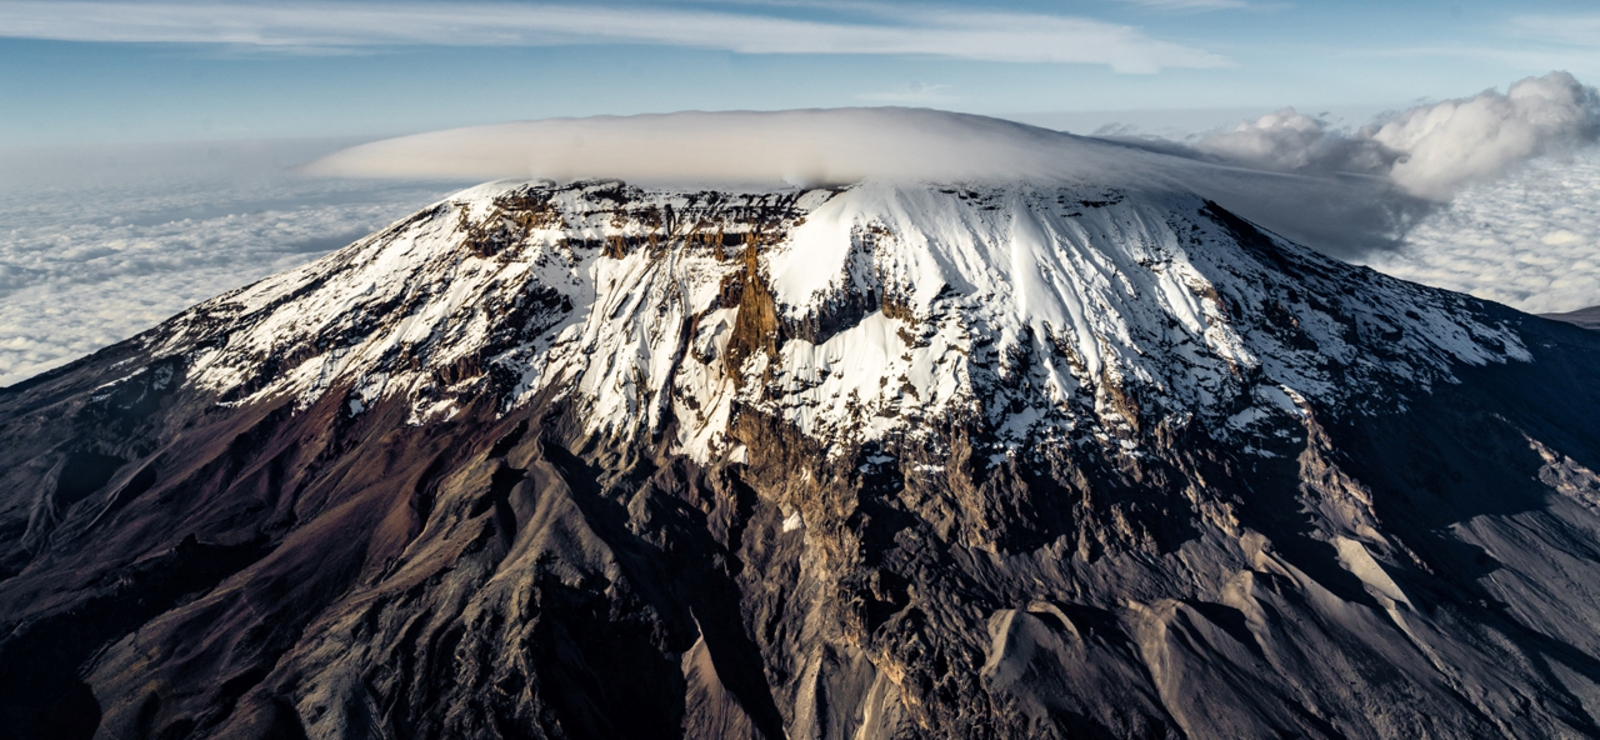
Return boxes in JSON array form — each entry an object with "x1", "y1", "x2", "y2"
[{"x1": 4, "y1": 180, "x2": 1600, "y2": 739}]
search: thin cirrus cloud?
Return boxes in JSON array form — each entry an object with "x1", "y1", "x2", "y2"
[
  {"x1": 0, "y1": 1, "x2": 1229, "y2": 73},
  {"x1": 1512, "y1": 15, "x2": 1600, "y2": 47},
  {"x1": 1115, "y1": 0, "x2": 1254, "y2": 11}
]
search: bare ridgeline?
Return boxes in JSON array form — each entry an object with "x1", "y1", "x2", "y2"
[{"x1": 4, "y1": 174, "x2": 1600, "y2": 739}]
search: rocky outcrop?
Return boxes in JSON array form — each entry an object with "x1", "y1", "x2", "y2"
[{"x1": 3, "y1": 180, "x2": 1600, "y2": 740}]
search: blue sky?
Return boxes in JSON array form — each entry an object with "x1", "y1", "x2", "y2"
[{"x1": 4, "y1": 0, "x2": 1600, "y2": 145}]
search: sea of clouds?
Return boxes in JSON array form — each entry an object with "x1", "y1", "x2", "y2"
[
  {"x1": 1178, "y1": 72, "x2": 1600, "y2": 314},
  {"x1": 1358, "y1": 149, "x2": 1600, "y2": 314},
  {"x1": 3, "y1": 73, "x2": 1599, "y2": 387},
  {"x1": 0, "y1": 141, "x2": 464, "y2": 385}
]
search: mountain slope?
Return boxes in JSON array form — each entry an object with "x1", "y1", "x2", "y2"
[
  {"x1": 3, "y1": 179, "x2": 1600, "y2": 740},
  {"x1": 1542, "y1": 305, "x2": 1600, "y2": 330}
]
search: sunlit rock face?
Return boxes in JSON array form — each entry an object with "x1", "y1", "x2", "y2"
[{"x1": 3, "y1": 177, "x2": 1600, "y2": 740}]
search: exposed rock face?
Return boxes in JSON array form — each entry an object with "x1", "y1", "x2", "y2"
[{"x1": 3, "y1": 179, "x2": 1600, "y2": 740}]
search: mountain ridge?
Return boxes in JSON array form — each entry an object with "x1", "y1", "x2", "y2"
[
  {"x1": 3, "y1": 178, "x2": 1600, "y2": 739},
  {"x1": 123, "y1": 179, "x2": 1526, "y2": 458},
  {"x1": 1541, "y1": 305, "x2": 1600, "y2": 331}
]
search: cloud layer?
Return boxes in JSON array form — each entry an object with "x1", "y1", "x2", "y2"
[
  {"x1": 0, "y1": 1, "x2": 1225, "y2": 73},
  {"x1": 303, "y1": 108, "x2": 1180, "y2": 186},
  {"x1": 0, "y1": 147, "x2": 459, "y2": 386},
  {"x1": 306, "y1": 74, "x2": 1600, "y2": 206},
  {"x1": 1187, "y1": 72, "x2": 1600, "y2": 200},
  {"x1": 300, "y1": 106, "x2": 1424, "y2": 257},
  {"x1": 1191, "y1": 108, "x2": 1394, "y2": 176},
  {"x1": 1371, "y1": 72, "x2": 1600, "y2": 199},
  {"x1": 1361, "y1": 148, "x2": 1600, "y2": 314},
  {"x1": 303, "y1": 97, "x2": 1600, "y2": 314}
]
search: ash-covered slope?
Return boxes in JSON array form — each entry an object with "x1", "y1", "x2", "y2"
[{"x1": 3, "y1": 179, "x2": 1600, "y2": 740}]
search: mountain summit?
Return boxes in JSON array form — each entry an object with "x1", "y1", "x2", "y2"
[{"x1": 3, "y1": 176, "x2": 1600, "y2": 739}]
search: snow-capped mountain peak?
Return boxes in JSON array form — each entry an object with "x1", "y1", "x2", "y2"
[
  {"x1": 141, "y1": 178, "x2": 1525, "y2": 466},
  {"x1": 13, "y1": 169, "x2": 1600, "y2": 740}
]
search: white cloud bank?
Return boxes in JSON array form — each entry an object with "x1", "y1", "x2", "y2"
[
  {"x1": 302, "y1": 108, "x2": 1180, "y2": 186},
  {"x1": 1192, "y1": 108, "x2": 1394, "y2": 176},
  {"x1": 305, "y1": 74, "x2": 1600, "y2": 204},
  {"x1": 0, "y1": 146, "x2": 460, "y2": 386},
  {"x1": 1360, "y1": 148, "x2": 1600, "y2": 314},
  {"x1": 1182, "y1": 73, "x2": 1600, "y2": 312},
  {"x1": 1372, "y1": 73, "x2": 1600, "y2": 199},
  {"x1": 305, "y1": 93, "x2": 1600, "y2": 314},
  {"x1": 0, "y1": 1, "x2": 1225, "y2": 73},
  {"x1": 1190, "y1": 72, "x2": 1600, "y2": 200},
  {"x1": 299, "y1": 106, "x2": 1423, "y2": 257}
]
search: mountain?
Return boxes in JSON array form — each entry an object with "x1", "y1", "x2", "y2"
[
  {"x1": 4, "y1": 176, "x2": 1600, "y2": 740},
  {"x1": 1542, "y1": 305, "x2": 1600, "y2": 331}
]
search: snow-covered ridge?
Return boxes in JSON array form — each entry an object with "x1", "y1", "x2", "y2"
[{"x1": 138, "y1": 179, "x2": 1527, "y2": 462}]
